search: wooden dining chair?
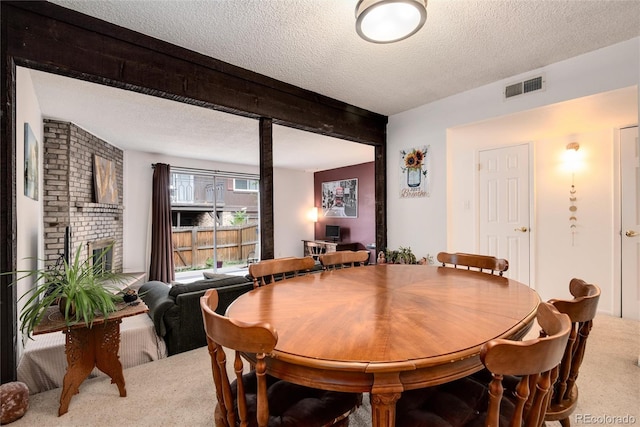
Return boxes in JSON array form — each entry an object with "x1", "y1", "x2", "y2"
[
  {"x1": 305, "y1": 241, "x2": 326, "y2": 261},
  {"x1": 545, "y1": 278, "x2": 601, "y2": 427},
  {"x1": 200, "y1": 289, "x2": 359, "y2": 427},
  {"x1": 319, "y1": 250, "x2": 370, "y2": 270},
  {"x1": 395, "y1": 302, "x2": 571, "y2": 427},
  {"x1": 248, "y1": 256, "x2": 316, "y2": 288},
  {"x1": 436, "y1": 251, "x2": 509, "y2": 276}
]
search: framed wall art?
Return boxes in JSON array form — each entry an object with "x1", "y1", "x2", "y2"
[
  {"x1": 24, "y1": 123, "x2": 39, "y2": 200},
  {"x1": 321, "y1": 178, "x2": 358, "y2": 218},
  {"x1": 93, "y1": 154, "x2": 118, "y2": 204}
]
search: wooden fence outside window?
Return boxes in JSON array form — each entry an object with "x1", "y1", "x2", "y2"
[{"x1": 172, "y1": 224, "x2": 259, "y2": 270}]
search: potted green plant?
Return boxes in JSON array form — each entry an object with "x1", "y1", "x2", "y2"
[
  {"x1": 385, "y1": 246, "x2": 418, "y2": 264},
  {"x1": 12, "y1": 243, "x2": 127, "y2": 338}
]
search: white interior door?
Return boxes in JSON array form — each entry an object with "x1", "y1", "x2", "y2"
[
  {"x1": 621, "y1": 126, "x2": 639, "y2": 320},
  {"x1": 479, "y1": 144, "x2": 530, "y2": 285}
]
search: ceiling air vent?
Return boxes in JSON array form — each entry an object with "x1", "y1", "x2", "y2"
[{"x1": 504, "y1": 75, "x2": 544, "y2": 99}]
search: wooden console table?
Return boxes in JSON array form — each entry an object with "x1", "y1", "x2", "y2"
[
  {"x1": 302, "y1": 240, "x2": 359, "y2": 260},
  {"x1": 33, "y1": 301, "x2": 148, "y2": 416}
]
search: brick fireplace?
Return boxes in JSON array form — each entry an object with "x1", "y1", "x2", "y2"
[{"x1": 43, "y1": 120, "x2": 123, "y2": 272}]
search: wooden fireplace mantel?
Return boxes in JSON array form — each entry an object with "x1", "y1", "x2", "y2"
[{"x1": 75, "y1": 202, "x2": 123, "y2": 213}]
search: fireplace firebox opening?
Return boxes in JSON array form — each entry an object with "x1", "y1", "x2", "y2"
[{"x1": 87, "y1": 238, "x2": 115, "y2": 275}]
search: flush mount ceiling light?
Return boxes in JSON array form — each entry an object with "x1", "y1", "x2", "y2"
[{"x1": 355, "y1": 0, "x2": 427, "y2": 44}]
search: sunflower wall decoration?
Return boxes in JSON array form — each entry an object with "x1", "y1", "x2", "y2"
[{"x1": 400, "y1": 146, "x2": 430, "y2": 198}]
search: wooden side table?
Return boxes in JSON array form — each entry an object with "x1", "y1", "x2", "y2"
[{"x1": 33, "y1": 301, "x2": 148, "y2": 416}]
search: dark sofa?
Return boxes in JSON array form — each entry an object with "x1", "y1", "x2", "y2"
[{"x1": 139, "y1": 274, "x2": 254, "y2": 356}]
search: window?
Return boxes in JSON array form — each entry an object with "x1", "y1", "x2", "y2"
[
  {"x1": 205, "y1": 182, "x2": 225, "y2": 204},
  {"x1": 233, "y1": 178, "x2": 259, "y2": 192},
  {"x1": 168, "y1": 168, "x2": 260, "y2": 274},
  {"x1": 171, "y1": 173, "x2": 194, "y2": 204}
]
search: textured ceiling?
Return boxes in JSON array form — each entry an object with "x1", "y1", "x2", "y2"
[
  {"x1": 30, "y1": 0, "x2": 640, "y2": 170},
  {"x1": 49, "y1": 0, "x2": 640, "y2": 115}
]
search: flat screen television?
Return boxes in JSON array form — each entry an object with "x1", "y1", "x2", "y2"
[{"x1": 325, "y1": 225, "x2": 341, "y2": 242}]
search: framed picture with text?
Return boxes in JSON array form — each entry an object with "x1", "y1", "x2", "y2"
[{"x1": 400, "y1": 145, "x2": 430, "y2": 198}]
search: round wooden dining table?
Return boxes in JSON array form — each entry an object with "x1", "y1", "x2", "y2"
[{"x1": 226, "y1": 264, "x2": 540, "y2": 427}]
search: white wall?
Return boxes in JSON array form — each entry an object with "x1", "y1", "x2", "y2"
[
  {"x1": 123, "y1": 150, "x2": 314, "y2": 274},
  {"x1": 534, "y1": 130, "x2": 616, "y2": 308},
  {"x1": 387, "y1": 38, "x2": 639, "y2": 315},
  {"x1": 16, "y1": 68, "x2": 44, "y2": 357},
  {"x1": 273, "y1": 168, "x2": 315, "y2": 258}
]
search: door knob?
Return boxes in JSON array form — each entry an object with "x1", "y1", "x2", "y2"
[
  {"x1": 514, "y1": 227, "x2": 528, "y2": 232},
  {"x1": 625, "y1": 230, "x2": 639, "y2": 237}
]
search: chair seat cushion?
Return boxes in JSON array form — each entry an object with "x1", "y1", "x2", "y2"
[
  {"x1": 227, "y1": 373, "x2": 359, "y2": 427},
  {"x1": 396, "y1": 376, "x2": 516, "y2": 427}
]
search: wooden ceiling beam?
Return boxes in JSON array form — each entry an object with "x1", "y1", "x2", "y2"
[{"x1": 4, "y1": 1, "x2": 387, "y2": 145}]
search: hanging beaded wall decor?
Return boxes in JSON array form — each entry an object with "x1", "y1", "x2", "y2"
[
  {"x1": 566, "y1": 141, "x2": 580, "y2": 246},
  {"x1": 569, "y1": 183, "x2": 577, "y2": 246}
]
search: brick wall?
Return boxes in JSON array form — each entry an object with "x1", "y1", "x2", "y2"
[{"x1": 42, "y1": 120, "x2": 123, "y2": 272}]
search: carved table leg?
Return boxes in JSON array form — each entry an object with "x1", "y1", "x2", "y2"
[
  {"x1": 58, "y1": 319, "x2": 125, "y2": 416},
  {"x1": 59, "y1": 327, "x2": 95, "y2": 416},
  {"x1": 370, "y1": 372, "x2": 403, "y2": 427},
  {"x1": 370, "y1": 392, "x2": 401, "y2": 427},
  {"x1": 94, "y1": 320, "x2": 126, "y2": 397}
]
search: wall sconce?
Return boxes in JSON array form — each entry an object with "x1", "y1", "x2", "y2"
[
  {"x1": 564, "y1": 142, "x2": 581, "y2": 172},
  {"x1": 307, "y1": 207, "x2": 318, "y2": 223},
  {"x1": 565, "y1": 142, "x2": 579, "y2": 246}
]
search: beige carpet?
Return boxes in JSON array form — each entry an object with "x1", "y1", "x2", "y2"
[{"x1": 9, "y1": 314, "x2": 639, "y2": 426}]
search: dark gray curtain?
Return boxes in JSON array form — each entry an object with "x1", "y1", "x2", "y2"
[{"x1": 149, "y1": 163, "x2": 175, "y2": 283}]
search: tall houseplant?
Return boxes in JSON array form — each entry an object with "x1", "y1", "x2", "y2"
[{"x1": 14, "y1": 243, "x2": 126, "y2": 337}]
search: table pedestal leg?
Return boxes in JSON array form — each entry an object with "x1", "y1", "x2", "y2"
[{"x1": 58, "y1": 320, "x2": 125, "y2": 416}]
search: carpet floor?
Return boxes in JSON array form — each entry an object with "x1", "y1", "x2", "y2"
[{"x1": 9, "y1": 314, "x2": 639, "y2": 426}]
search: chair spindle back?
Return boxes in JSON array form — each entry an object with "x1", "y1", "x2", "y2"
[
  {"x1": 437, "y1": 251, "x2": 509, "y2": 276},
  {"x1": 482, "y1": 302, "x2": 571, "y2": 427},
  {"x1": 248, "y1": 256, "x2": 316, "y2": 288},
  {"x1": 545, "y1": 278, "x2": 601, "y2": 425},
  {"x1": 320, "y1": 250, "x2": 370, "y2": 270},
  {"x1": 201, "y1": 288, "x2": 277, "y2": 427}
]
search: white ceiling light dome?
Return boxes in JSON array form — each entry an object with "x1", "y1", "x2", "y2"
[{"x1": 356, "y1": 0, "x2": 427, "y2": 44}]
